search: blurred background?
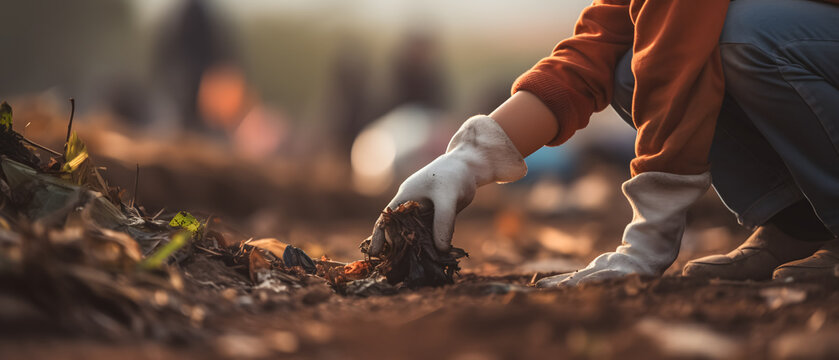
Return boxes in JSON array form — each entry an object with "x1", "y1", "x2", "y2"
[{"x1": 0, "y1": 0, "x2": 744, "y2": 274}]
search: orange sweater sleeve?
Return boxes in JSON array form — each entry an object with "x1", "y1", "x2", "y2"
[
  {"x1": 514, "y1": 0, "x2": 732, "y2": 177},
  {"x1": 512, "y1": 0, "x2": 634, "y2": 146},
  {"x1": 628, "y1": 0, "x2": 729, "y2": 176}
]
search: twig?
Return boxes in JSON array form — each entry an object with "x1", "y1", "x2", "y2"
[
  {"x1": 64, "y1": 98, "x2": 75, "y2": 145},
  {"x1": 131, "y1": 164, "x2": 139, "y2": 208},
  {"x1": 150, "y1": 207, "x2": 165, "y2": 220},
  {"x1": 20, "y1": 137, "x2": 62, "y2": 156},
  {"x1": 200, "y1": 214, "x2": 213, "y2": 242},
  {"x1": 195, "y1": 245, "x2": 223, "y2": 256}
]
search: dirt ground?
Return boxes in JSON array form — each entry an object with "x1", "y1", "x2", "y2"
[
  {"x1": 5, "y1": 266, "x2": 839, "y2": 359},
  {"x1": 3, "y1": 112, "x2": 839, "y2": 360}
]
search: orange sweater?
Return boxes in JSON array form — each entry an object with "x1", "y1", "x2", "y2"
[{"x1": 513, "y1": 0, "x2": 838, "y2": 177}]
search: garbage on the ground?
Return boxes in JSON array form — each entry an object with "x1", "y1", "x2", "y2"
[
  {"x1": 0, "y1": 101, "x2": 471, "y2": 339},
  {"x1": 0, "y1": 103, "x2": 294, "y2": 338},
  {"x1": 361, "y1": 201, "x2": 468, "y2": 287},
  {"x1": 0, "y1": 101, "x2": 208, "y2": 339}
]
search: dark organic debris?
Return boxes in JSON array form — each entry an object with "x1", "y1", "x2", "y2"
[
  {"x1": 247, "y1": 238, "x2": 317, "y2": 274},
  {"x1": 0, "y1": 100, "x2": 472, "y2": 345},
  {"x1": 316, "y1": 258, "x2": 377, "y2": 286},
  {"x1": 361, "y1": 201, "x2": 468, "y2": 288},
  {"x1": 0, "y1": 102, "x2": 42, "y2": 168}
]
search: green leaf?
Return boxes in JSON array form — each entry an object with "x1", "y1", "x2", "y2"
[
  {"x1": 0, "y1": 102, "x2": 12, "y2": 132},
  {"x1": 139, "y1": 231, "x2": 189, "y2": 270},
  {"x1": 169, "y1": 211, "x2": 202, "y2": 235}
]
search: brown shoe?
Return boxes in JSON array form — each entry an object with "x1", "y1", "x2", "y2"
[
  {"x1": 682, "y1": 224, "x2": 825, "y2": 281},
  {"x1": 773, "y1": 241, "x2": 839, "y2": 281}
]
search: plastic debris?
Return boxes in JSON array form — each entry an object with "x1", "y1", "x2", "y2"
[
  {"x1": 60, "y1": 132, "x2": 90, "y2": 185},
  {"x1": 169, "y1": 211, "x2": 203, "y2": 235},
  {"x1": 249, "y1": 238, "x2": 316, "y2": 274}
]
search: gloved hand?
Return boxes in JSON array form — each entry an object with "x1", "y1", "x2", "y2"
[
  {"x1": 536, "y1": 171, "x2": 711, "y2": 287},
  {"x1": 367, "y1": 115, "x2": 527, "y2": 256}
]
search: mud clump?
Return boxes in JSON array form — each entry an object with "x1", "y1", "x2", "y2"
[{"x1": 361, "y1": 201, "x2": 467, "y2": 288}]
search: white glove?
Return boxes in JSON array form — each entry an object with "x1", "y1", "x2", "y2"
[
  {"x1": 537, "y1": 171, "x2": 711, "y2": 287},
  {"x1": 367, "y1": 115, "x2": 527, "y2": 255}
]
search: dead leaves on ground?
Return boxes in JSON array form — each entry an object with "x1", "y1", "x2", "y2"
[
  {"x1": 0, "y1": 101, "x2": 466, "y2": 342},
  {"x1": 362, "y1": 201, "x2": 468, "y2": 288}
]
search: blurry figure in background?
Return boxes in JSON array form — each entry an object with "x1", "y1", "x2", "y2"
[
  {"x1": 328, "y1": 38, "x2": 372, "y2": 153},
  {"x1": 153, "y1": 0, "x2": 287, "y2": 160},
  {"x1": 387, "y1": 30, "x2": 447, "y2": 112},
  {"x1": 153, "y1": 0, "x2": 236, "y2": 134},
  {"x1": 197, "y1": 64, "x2": 249, "y2": 132},
  {"x1": 196, "y1": 64, "x2": 289, "y2": 160},
  {"x1": 228, "y1": 102, "x2": 289, "y2": 160},
  {"x1": 349, "y1": 30, "x2": 451, "y2": 195}
]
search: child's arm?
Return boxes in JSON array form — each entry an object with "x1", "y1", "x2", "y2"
[
  {"x1": 489, "y1": 91, "x2": 557, "y2": 158},
  {"x1": 367, "y1": 1, "x2": 634, "y2": 255}
]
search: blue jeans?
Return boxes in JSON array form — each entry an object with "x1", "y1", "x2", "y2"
[{"x1": 611, "y1": 0, "x2": 839, "y2": 235}]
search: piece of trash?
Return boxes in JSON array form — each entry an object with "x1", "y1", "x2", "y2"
[
  {"x1": 361, "y1": 201, "x2": 468, "y2": 287},
  {"x1": 759, "y1": 287, "x2": 807, "y2": 310},
  {"x1": 249, "y1": 238, "x2": 317, "y2": 274},
  {"x1": 169, "y1": 211, "x2": 203, "y2": 235},
  {"x1": 61, "y1": 132, "x2": 90, "y2": 185}
]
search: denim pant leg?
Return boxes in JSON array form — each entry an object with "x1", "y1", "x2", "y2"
[
  {"x1": 611, "y1": 51, "x2": 803, "y2": 231},
  {"x1": 720, "y1": 0, "x2": 839, "y2": 234}
]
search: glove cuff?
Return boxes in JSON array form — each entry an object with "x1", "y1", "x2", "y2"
[
  {"x1": 446, "y1": 115, "x2": 528, "y2": 186},
  {"x1": 617, "y1": 171, "x2": 712, "y2": 274},
  {"x1": 622, "y1": 171, "x2": 712, "y2": 210}
]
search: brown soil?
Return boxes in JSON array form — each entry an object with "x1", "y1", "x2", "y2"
[
  {"x1": 4, "y1": 261, "x2": 839, "y2": 360},
  {"x1": 3, "y1": 115, "x2": 839, "y2": 360}
]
